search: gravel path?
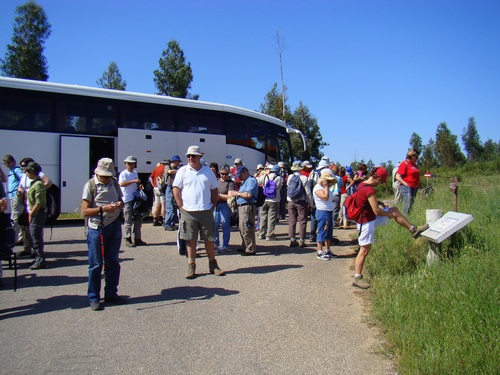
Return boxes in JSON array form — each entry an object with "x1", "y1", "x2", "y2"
[{"x1": 0, "y1": 219, "x2": 395, "y2": 374}]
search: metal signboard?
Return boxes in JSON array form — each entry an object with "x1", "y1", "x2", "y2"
[{"x1": 421, "y1": 211, "x2": 474, "y2": 244}]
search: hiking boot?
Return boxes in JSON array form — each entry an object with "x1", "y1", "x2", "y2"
[
  {"x1": 299, "y1": 240, "x2": 307, "y2": 248},
  {"x1": 90, "y1": 301, "x2": 102, "y2": 311},
  {"x1": 125, "y1": 238, "x2": 135, "y2": 247},
  {"x1": 209, "y1": 259, "x2": 225, "y2": 276},
  {"x1": 134, "y1": 239, "x2": 147, "y2": 246},
  {"x1": 185, "y1": 263, "x2": 196, "y2": 279},
  {"x1": 410, "y1": 223, "x2": 429, "y2": 239},
  {"x1": 289, "y1": 240, "x2": 299, "y2": 248},
  {"x1": 104, "y1": 295, "x2": 127, "y2": 305},
  {"x1": 17, "y1": 250, "x2": 33, "y2": 257},
  {"x1": 353, "y1": 276, "x2": 370, "y2": 289}
]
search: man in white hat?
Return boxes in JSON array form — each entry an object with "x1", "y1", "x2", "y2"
[
  {"x1": 172, "y1": 146, "x2": 224, "y2": 279},
  {"x1": 81, "y1": 158, "x2": 124, "y2": 310},
  {"x1": 119, "y1": 156, "x2": 145, "y2": 247}
]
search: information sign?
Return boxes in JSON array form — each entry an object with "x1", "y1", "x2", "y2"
[{"x1": 421, "y1": 211, "x2": 473, "y2": 244}]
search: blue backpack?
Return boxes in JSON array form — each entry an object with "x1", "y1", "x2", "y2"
[{"x1": 287, "y1": 175, "x2": 306, "y2": 202}]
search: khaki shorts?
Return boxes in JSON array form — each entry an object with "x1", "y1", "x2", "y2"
[{"x1": 179, "y1": 209, "x2": 216, "y2": 241}]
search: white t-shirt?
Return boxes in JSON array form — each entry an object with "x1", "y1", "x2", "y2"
[
  {"x1": 173, "y1": 164, "x2": 218, "y2": 211},
  {"x1": 313, "y1": 184, "x2": 334, "y2": 211},
  {"x1": 119, "y1": 169, "x2": 139, "y2": 203}
]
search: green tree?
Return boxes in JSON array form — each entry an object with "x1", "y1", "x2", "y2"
[
  {"x1": 483, "y1": 139, "x2": 499, "y2": 161},
  {"x1": 153, "y1": 40, "x2": 198, "y2": 99},
  {"x1": 434, "y1": 122, "x2": 466, "y2": 168},
  {"x1": 97, "y1": 61, "x2": 126, "y2": 90},
  {"x1": 420, "y1": 138, "x2": 438, "y2": 171},
  {"x1": 461, "y1": 116, "x2": 484, "y2": 162},
  {"x1": 409, "y1": 132, "x2": 423, "y2": 154},
  {"x1": 260, "y1": 83, "x2": 327, "y2": 162},
  {"x1": 1, "y1": 1, "x2": 51, "y2": 80}
]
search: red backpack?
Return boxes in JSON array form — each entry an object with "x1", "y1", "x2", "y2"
[{"x1": 344, "y1": 184, "x2": 369, "y2": 221}]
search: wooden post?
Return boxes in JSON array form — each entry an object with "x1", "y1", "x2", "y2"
[{"x1": 449, "y1": 177, "x2": 458, "y2": 212}]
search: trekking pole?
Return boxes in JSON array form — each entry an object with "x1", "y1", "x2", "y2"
[{"x1": 99, "y1": 207, "x2": 105, "y2": 272}]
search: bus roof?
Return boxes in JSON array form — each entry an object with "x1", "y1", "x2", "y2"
[{"x1": 0, "y1": 76, "x2": 287, "y2": 128}]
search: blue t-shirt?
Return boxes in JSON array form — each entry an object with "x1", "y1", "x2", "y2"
[
  {"x1": 7, "y1": 166, "x2": 23, "y2": 199},
  {"x1": 237, "y1": 176, "x2": 258, "y2": 205}
]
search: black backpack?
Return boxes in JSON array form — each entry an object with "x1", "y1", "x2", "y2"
[{"x1": 45, "y1": 184, "x2": 61, "y2": 226}]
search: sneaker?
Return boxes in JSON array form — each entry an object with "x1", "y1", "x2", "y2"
[
  {"x1": 241, "y1": 251, "x2": 256, "y2": 256},
  {"x1": 258, "y1": 234, "x2": 266, "y2": 240},
  {"x1": 90, "y1": 301, "x2": 102, "y2": 311},
  {"x1": 134, "y1": 239, "x2": 147, "y2": 246},
  {"x1": 30, "y1": 260, "x2": 46, "y2": 270},
  {"x1": 164, "y1": 226, "x2": 175, "y2": 231},
  {"x1": 217, "y1": 245, "x2": 228, "y2": 252},
  {"x1": 104, "y1": 295, "x2": 127, "y2": 305},
  {"x1": 353, "y1": 276, "x2": 370, "y2": 289},
  {"x1": 266, "y1": 236, "x2": 277, "y2": 241},
  {"x1": 152, "y1": 220, "x2": 161, "y2": 227},
  {"x1": 209, "y1": 259, "x2": 225, "y2": 276},
  {"x1": 185, "y1": 263, "x2": 196, "y2": 279},
  {"x1": 289, "y1": 240, "x2": 299, "y2": 248},
  {"x1": 410, "y1": 223, "x2": 430, "y2": 239},
  {"x1": 299, "y1": 240, "x2": 307, "y2": 248},
  {"x1": 317, "y1": 251, "x2": 331, "y2": 260},
  {"x1": 125, "y1": 238, "x2": 135, "y2": 247},
  {"x1": 326, "y1": 249, "x2": 337, "y2": 258}
]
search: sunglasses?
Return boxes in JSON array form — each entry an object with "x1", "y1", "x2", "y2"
[
  {"x1": 220, "y1": 172, "x2": 229, "y2": 175},
  {"x1": 186, "y1": 154, "x2": 199, "y2": 159}
]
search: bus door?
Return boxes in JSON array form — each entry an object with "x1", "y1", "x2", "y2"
[{"x1": 60, "y1": 135, "x2": 114, "y2": 213}]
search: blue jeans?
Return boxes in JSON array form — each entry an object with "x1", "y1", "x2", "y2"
[
  {"x1": 310, "y1": 207, "x2": 317, "y2": 239},
  {"x1": 401, "y1": 185, "x2": 417, "y2": 215},
  {"x1": 87, "y1": 219, "x2": 122, "y2": 303},
  {"x1": 214, "y1": 203, "x2": 231, "y2": 248},
  {"x1": 316, "y1": 209, "x2": 333, "y2": 243},
  {"x1": 164, "y1": 185, "x2": 178, "y2": 228}
]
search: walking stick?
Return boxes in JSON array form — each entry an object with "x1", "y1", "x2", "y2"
[{"x1": 99, "y1": 207, "x2": 105, "y2": 272}]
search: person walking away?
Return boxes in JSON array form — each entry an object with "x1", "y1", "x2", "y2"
[
  {"x1": 214, "y1": 164, "x2": 235, "y2": 252},
  {"x1": 2, "y1": 155, "x2": 24, "y2": 244},
  {"x1": 24, "y1": 162, "x2": 47, "y2": 270},
  {"x1": 81, "y1": 158, "x2": 125, "y2": 311},
  {"x1": 149, "y1": 159, "x2": 169, "y2": 226},
  {"x1": 352, "y1": 166, "x2": 428, "y2": 289},
  {"x1": 257, "y1": 164, "x2": 282, "y2": 240},
  {"x1": 230, "y1": 165, "x2": 259, "y2": 256},
  {"x1": 396, "y1": 149, "x2": 420, "y2": 215},
  {"x1": 172, "y1": 146, "x2": 224, "y2": 279},
  {"x1": 119, "y1": 156, "x2": 145, "y2": 247},
  {"x1": 287, "y1": 161, "x2": 310, "y2": 248},
  {"x1": 338, "y1": 167, "x2": 350, "y2": 229},
  {"x1": 278, "y1": 161, "x2": 288, "y2": 220},
  {"x1": 313, "y1": 169, "x2": 337, "y2": 260}
]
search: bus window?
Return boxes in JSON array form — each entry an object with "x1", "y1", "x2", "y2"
[
  {"x1": 177, "y1": 108, "x2": 224, "y2": 134},
  {"x1": 0, "y1": 90, "x2": 52, "y2": 131},
  {"x1": 58, "y1": 99, "x2": 117, "y2": 135},
  {"x1": 226, "y1": 114, "x2": 267, "y2": 152},
  {"x1": 122, "y1": 103, "x2": 174, "y2": 131}
]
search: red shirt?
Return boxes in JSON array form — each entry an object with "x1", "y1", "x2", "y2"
[
  {"x1": 354, "y1": 182, "x2": 377, "y2": 224},
  {"x1": 340, "y1": 175, "x2": 348, "y2": 194},
  {"x1": 397, "y1": 159, "x2": 420, "y2": 188},
  {"x1": 150, "y1": 164, "x2": 166, "y2": 188}
]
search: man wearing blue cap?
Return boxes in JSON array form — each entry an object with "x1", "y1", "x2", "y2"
[{"x1": 164, "y1": 155, "x2": 181, "y2": 231}]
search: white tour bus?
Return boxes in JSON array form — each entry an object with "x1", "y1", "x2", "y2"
[{"x1": 0, "y1": 77, "x2": 305, "y2": 213}]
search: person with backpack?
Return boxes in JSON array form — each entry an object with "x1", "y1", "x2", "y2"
[
  {"x1": 22, "y1": 162, "x2": 48, "y2": 270},
  {"x1": 148, "y1": 159, "x2": 169, "y2": 226},
  {"x1": 351, "y1": 166, "x2": 428, "y2": 289},
  {"x1": 305, "y1": 156, "x2": 330, "y2": 243},
  {"x1": 119, "y1": 156, "x2": 146, "y2": 247},
  {"x1": 257, "y1": 164, "x2": 282, "y2": 241},
  {"x1": 81, "y1": 158, "x2": 125, "y2": 311},
  {"x1": 16, "y1": 157, "x2": 53, "y2": 258},
  {"x1": 286, "y1": 161, "x2": 310, "y2": 248}
]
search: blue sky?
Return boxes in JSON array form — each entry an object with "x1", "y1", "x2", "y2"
[{"x1": 1, "y1": 0, "x2": 499, "y2": 168}]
